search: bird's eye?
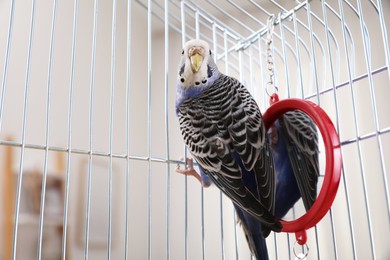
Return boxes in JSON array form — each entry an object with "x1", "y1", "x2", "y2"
[
  {"x1": 182, "y1": 50, "x2": 184, "y2": 55},
  {"x1": 209, "y1": 50, "x2": 212, "y2": 55}
]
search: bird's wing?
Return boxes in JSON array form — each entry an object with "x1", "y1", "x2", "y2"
[
  {"x1": 280, "y1": 110, "x2": 319, "y2": 211},
  {"x1": 178, "y1": 75, "x2": 281, "y2": 231}
]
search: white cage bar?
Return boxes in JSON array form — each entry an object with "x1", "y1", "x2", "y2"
[{"x1": 0, "y1": 0, "x2": 389, "y2": 259}]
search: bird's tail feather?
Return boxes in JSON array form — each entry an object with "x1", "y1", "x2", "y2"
[{"x1": 235, "y1": 205, "x2": 269, "y2": 260}]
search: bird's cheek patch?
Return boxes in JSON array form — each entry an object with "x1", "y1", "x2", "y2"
[
  {"x1": 207, "y1": 65, "x2": 213, "y2": 78},
  {"x1": 179, "y1": 64, "x2": 185, "y2": 76}
]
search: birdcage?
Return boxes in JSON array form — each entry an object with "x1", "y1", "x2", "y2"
[{"x1": 0, "y1": 0, "x2": 389, "y2": 259}]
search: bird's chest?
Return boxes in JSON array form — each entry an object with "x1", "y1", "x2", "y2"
[
  {"x1": 189, "y1": 93, "x2": 229, "y2": 126},
  {"x1": 179, "y1": 95, "x2": 232, "y2": 145}
]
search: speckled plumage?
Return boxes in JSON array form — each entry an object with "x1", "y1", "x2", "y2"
[
  {"x1": 271, "y1": 110, "x2": 319, "y2": 217},
  {"x1": 175, "y1": 39, "x2": 319, "y2": 260},
  {"x1": 177, "y1": 73, "x2": 281, "y2": 231}
]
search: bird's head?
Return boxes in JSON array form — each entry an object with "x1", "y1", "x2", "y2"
[{"x1": 177, "y1": 39, "x2": 219, "y2": 89}]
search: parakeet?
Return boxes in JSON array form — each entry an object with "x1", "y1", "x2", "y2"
[
  {"x1": 175, "y1": 39, "x2": 319, "y2": 260},
  {"x1": 269, "y1": 111, "x2": 319, "y2": 218},
  {"x1": 175, "y1": 39, "x2": 281, "y2": 259}
]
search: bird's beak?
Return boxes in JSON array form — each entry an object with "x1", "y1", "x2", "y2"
[{"x1": 191, "y1": 53, "x2": 203, "y2": 73}]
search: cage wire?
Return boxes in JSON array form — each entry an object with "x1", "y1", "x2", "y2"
[{"x1": 0, "y1": 0, "x2": 389, "y2": 259}]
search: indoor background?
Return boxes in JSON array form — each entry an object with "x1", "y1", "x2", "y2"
[{"x1": 0, "y1": 0, "x2": 389, "y2": 259}]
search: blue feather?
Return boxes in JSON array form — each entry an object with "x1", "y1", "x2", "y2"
[
  {"x1": 232, "y1": 150, "x2": 270, "y2": 260},
  {"x1": 271, "y1": 120, "x2": 301, "y2": 218}
]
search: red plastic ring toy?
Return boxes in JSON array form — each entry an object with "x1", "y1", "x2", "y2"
[{"x1": 263, "y1": 94, "x2": 342, "y2": 245}]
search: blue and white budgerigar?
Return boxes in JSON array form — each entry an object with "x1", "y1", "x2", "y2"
[
  {"x1": 269, "y1": 111, "x2": 319, "y2": 218},
  {"x1": 175, "y1": 39, "x2": 319, "y2": 260}
]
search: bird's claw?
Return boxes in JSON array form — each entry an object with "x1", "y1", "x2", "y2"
[{"x1": 175, "y1": 157, "x2": 204, "y2": 186}]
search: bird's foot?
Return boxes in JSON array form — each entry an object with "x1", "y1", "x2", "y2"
[{"x1": 175, "y1": 157, "x2": 204, "y2": 186}]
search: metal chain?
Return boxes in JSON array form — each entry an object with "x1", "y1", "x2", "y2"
[{"x1": 266, "y1": 14, "x2": 278, "y2": 97}]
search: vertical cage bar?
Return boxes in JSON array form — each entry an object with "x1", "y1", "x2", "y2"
[
  {"x1": 184, "y1": 145, "x2": 188, "y2": 260},
  {"x1": 321, "y1": 9, "x2": 340, "y2": 84},
  {"x1": 12, "y1": 0, "x2": 36, "y2": 258},
  {"x1": 205, "y1": 0, "x2": 253, "y2": 35},
  {"x1": 222, "y1": 29, "x2": 239, "y2": 260},
  {"x1": 313, "y1": 225, "x2": 321, "y2": 260},
  {"x1": 306, "y1": 2, "x2": 320, "y2": 104},
  {"x1": 164, "y1": 0, "x2": 170, "y2": 259},
  {"x1": 237, "y1": 52, "x2": 247, "y2": 260},
  {"x1": 292, "y1": 12, "x2": 304, "y2": 98},
  {"x1": 301, "y1": 1, "x2": 331, "y2": 97},
  {"x1": 200, "y1": 116, "x2": 205, "y2": 260},
  {"x1": 338, "y1": 0, "x2": 374, "y2": 258},
  {"x1": 258, "y1": 36, "x2": 267, "y2": 111},
  {"x1": 223, "y1": 32, "x2": 229, "y2": 74},
  {"x1": 286, "y1": 233, "x2": 291, "y2": 259},
  {"x1": 194, "y1": 13, "x2": 206, "y2": 260},
  {"x1": 180, "y1": 4, "x2": 189, "y2": 260},
  {"x1": 279, "y1": 18, "x2": 291, "y2": 98},
  {"x1": 376, "y1": 0, "x2": 390, "y2": 81},
  {"x1": 218, "y1": 26, "x2": 227, "y2": 260},
  {"x1": 248, "y1": 45, "x2": 254, "y2": 94},
  {"x1": 336, "y1": 1, "x2": 358, "y2": 258},
  {"x1": 363, "y1": 0, "x2": 390, "y2": 222},
  {"x1": 238, "y1": 46, "x2": 243, "y2": 83},
  {"x1": 0, "y1": 0, "x2": 15, "y2": 132},
  {"x1": 124, "y1": 0, "x2": 132, "y2": 258},
  {"x1": 85, "y1": 0, "x2": 100, "y2": 258},
  {"x1": 62, "y1": 0, "x2": 79, "y2": 258},
  {"x1": 195, "y1": 11, "x2": 200, "y2": 39},
  {"x1": 107, "y1": 0, "x2": 118, "y2": 257},
  {"x1": 375, "y1": 0, "x2": 390, "y2": 221},
  {"x1": 232, "y1": 210, "x2": 238, "y2": 260},
  {"x1": 219, "y1": 193, "x2": 225, "y2": 260},
  {"x1": 320, "y1": 2, "x2": 343, "y2": 259},
  {"x1": 37, "y1": 0, "x2": 58, "y2": 258},
  {"x1": 357, "y1": 0, "x2": 390, "y2": 255},
  {"x1": 147, "y1": 0, "x2": 153, "y2": 259},
  {"x1": 272, "y1": 233, "x2": 278, "y2": 260},
  {"x1": 327, "y1": 210, "x2": 338, "y2": 260},
  {"x1": 181, "y1": 1, "x2": 186, "y2": 47}
]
